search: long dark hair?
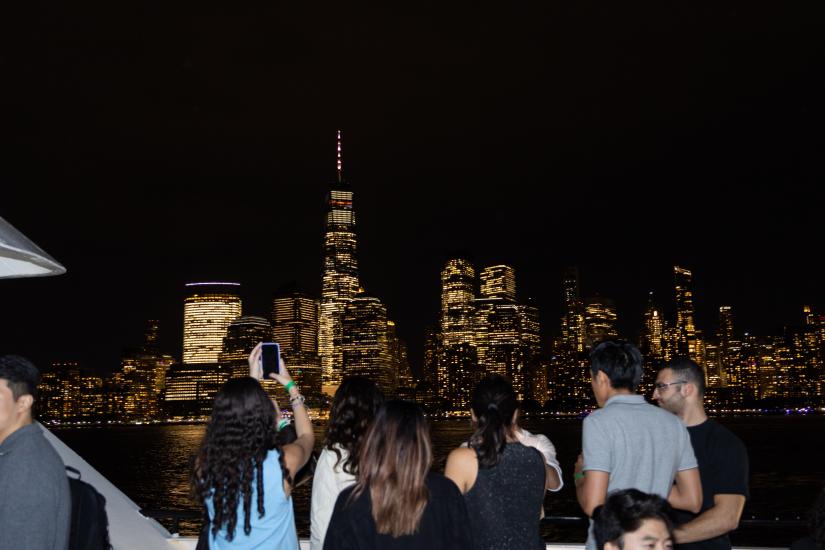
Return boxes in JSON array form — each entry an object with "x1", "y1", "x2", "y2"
[
  {"x1": 469, "y1": 374, "x2": 518, "y2": 469},
  {"x1": 192, "y1": 377, "x2": 291, "y2": 540},
  {"x1": 324, "y1": 376, "x2": 384, "y2": 475},
  {"x1": 351, "y1": 400, "x2": 432, "y2": 537}
]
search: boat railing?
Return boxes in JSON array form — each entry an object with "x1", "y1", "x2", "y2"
[{"x1": 141, "y1": 508, "x2": 809, "y2": 538}]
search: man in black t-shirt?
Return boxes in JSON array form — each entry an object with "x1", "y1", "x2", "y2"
[{"x1": 653, "y1": 358, "x2": 749, "y2": 550}]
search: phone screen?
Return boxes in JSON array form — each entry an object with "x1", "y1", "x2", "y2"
[{"x1": 261, "y1": 343, "x2": 280, "y2": 378}]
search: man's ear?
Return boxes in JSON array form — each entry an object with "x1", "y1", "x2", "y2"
[
  {"x1": 596, "y1": 370, "x2": 610, "y2": 387},
  {"x1": 16, "y1": 394, "x2": 34, "y2": 415},
  {"x1": 605, "y1": 542, "x2": 622, "y2": 550}
]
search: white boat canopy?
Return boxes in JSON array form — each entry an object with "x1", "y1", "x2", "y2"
[{"x1": 0, "y1": 215, "x2": 66, "y2": 278}]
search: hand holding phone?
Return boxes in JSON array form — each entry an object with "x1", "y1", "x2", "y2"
[{"x1": 261, "y1": 343, "x2": 281, "y2": 379}]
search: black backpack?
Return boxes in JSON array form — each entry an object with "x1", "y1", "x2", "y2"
[{"x1": 66, "y1": 466, "x2": 113, "y2": 550}]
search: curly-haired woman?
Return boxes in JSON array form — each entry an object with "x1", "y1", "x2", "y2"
[
  {"x1": 192, "y1": 343, "x2": 314, "y2": 549},
  {"x1": 310, "y1": 377, "x2": 384, "y2": 550}
]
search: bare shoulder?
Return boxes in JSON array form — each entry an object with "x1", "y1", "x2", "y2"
[
  {"x1": 445, "y1": 446, "x2": 478, "y2": 493},
  {"x1": 447, "y1": 446, "x2": 477, "y2": 465}
]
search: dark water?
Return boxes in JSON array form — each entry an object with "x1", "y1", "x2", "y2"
[{"x1": 53, "y1": 416, "x2": 825, "y2": 545}]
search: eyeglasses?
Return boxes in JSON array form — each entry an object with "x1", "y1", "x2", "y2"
[{"x1": 654, "y1": 380, "x2": 687, "y2": 391}]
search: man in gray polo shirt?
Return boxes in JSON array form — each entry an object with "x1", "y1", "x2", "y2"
[{"x1": 574, "y1": 340, "x2": 702, "y2": 550}]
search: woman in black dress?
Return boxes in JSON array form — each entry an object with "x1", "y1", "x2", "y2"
[
  {"x1": 445, "y1": 374, "x2": 548, "y2": 550},
  {"x1": 324, "y1": 400, "x2": 474, "y2": 550}
]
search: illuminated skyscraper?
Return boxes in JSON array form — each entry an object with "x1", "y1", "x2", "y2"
[
  {"x1": 474, "y1": 298, "x2": 518, "y2": 377},
  {"x1": 561, "y1": 266, "x2": 586, "y2": 353},
  {"x1": 341, "y1": 296, "x2": 395, "y2": 395},
  {"x1": 641, "y1": 292, "x2": 664, "y2": 360},
  {"x1": 480, "y1": 265, "x2": 516, "y2": 301},
  {"x1": 673, "y1": 266, "x2": 697, "y2": 359},
  {"x1": 164, "y1": 362, "x2": 228, "y2": 417},
  {"x1": 553, "y1": 266, "x2": 590, "y2": 411},
  {"x1": 272, "y1": 292, "x2": 322, "y2": 400},
  {"x1": 39, "y1": 362, "x2": 80, "y2": 421},
  {"x1": 441, "y1": 259, "x2": 477, "y2": 347},
  {"x1": 704, "y1": 342, "x2": 722, "y2": 388},
  {"x1": 121, "y1": 320, "x2": 176, "y2": 420},
  {"x1": 585, "y1": 296, "x2": 618, "y2": 346},
  {"x1": 517, "y1": 302, "x2": 543, "y2": 402},
  {"x1": 320, "y1": 131, "x2": 360, "y2": 394},
  {"x1": 182, "y1": 282, "x2": 242, "y2": 364},
  {"x1": 219, "y1": 315, "x2": 272, "y2": 378},
  {"x1": 422, "y1": 325, "x2": 440, "y2": 384},
  {"x1": 141, "y1": 319, "x2": 159, "y2": 352},
  {"x1": 717, "y1": 306, "x2": 736, "y2": 384},
  {"x1": 440, "y1": 259, "x2": 478, "y2": 409},
  {"x1": 387, "y1": 320, "x2": 413, "y2": 390}
]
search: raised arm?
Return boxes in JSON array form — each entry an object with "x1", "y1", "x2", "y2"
[
  {"x1": 668, "y1": 467, "x2": 703, "y2": 514},
  {"x1": 248, "y1": 344, "x2": 315, "y2": 485}
]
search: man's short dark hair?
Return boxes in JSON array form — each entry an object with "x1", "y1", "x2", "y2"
[
  {"x1": 590, "y1": 340, "x2": 643, "y2": 391},
  {"x1": 0, "y1": 355, "x2": 40, "y2": 401},
  {"x1": 665, "y1": 357, "x2": 706, "y2": 397},
  {"x1": 593, "y1": 489, "x2": 675, "y2": 549}
]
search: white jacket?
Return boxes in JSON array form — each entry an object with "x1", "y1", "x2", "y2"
[{"x1": 309, "y1": 446, "x2": 356, "y2": 550}]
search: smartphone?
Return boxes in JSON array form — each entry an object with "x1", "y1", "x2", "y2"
[{"x1": 261, "y1": 343, "x2": 281, "y2": 378}]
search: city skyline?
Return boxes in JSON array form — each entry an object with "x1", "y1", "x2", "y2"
[
  {"x1": 33, "y1": 254, "x2": 824, "y2": 422},
  {"x1": 1, "y1": 160, "x2": 822, "y2": 377}
]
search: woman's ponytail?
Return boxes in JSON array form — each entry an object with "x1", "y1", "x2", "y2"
[{"x1": 469, "y1": 375, "x2": 518, "y2": 468}]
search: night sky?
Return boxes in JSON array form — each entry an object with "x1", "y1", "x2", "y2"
[{"x1": 3, "y1": 0, "x2": 824, "y2": 375}]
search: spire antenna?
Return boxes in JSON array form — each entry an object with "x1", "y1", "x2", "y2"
[{"x1": 336, "y1": 130, "x2": 343, "y2": 182}]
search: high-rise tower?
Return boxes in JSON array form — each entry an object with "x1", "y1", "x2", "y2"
[
  {"x1": 219, "y1": 315, "x2": 271, "y2": 377},
  {"x1": 641, "y1": 292, "x2": 664, "y2": 360},
  {"x1": 319, "y1": 131, "x2": 360, "y2": 394},
  {"x1": 561, "y1": 266, "x2": 586, "y2": 353},
  {"x1": 440, "y1": 259, "x2": 478, "y2": 409},
  {"x1": 273, "y1": 292, "x2": 322, "y2": 399},
  {"x1": 182, "y1": 282, "x2": 242, "y2": 364},
  {"x1": 479, "y1": 265, "x2": 516, "y2": 301},
  {"x1": 585, "y1": 296, "x2": 618, "y2": 346},
  {"x1": 673, "y1": 266, "x2": 697, "y2": 358}
]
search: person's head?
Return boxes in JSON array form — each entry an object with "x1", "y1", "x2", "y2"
[
  {"x1": 593, "y1": 489, "x2": 675, "y2": 550},
  {"x1": 653, "y1": 358, "x2": 705, "y2": 415},
  {"x1": 810, "y1": 487, "x2": 825, "y2": 547},
  {"x1": 352, "y1": 400, "x2": 432, "y2": 537},
  {"x1": 590, "y1": 340, "x2": 643, "y2": 406},
  {"x1": 325, "y1": 376, "x2": 384, "y2": 475},
  {"x1": 469, "y1": 374, "x2": 519, "y2": 469},
  {"x1": 0, "y1": 355, "x2": 39, "y2": 442},
  {"x1": 192, "y1": 377, "x2": 287, "y2": 541}
]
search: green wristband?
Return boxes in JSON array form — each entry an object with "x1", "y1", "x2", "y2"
[
  {"x1": 284, "y1": 380, "x2": 296, "y2": 393},
  {"x1": 574, "y1": 472, "x2": 585, "y2": 481}
]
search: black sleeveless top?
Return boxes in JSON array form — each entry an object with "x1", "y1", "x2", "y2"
[{"x1": 463, "y1": 442, "x2": 546, "y2": 550}]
